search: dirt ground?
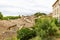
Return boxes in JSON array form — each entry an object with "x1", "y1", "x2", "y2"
[{"x1": 56, "y1": 38, "x2": 60, "y2": 40}]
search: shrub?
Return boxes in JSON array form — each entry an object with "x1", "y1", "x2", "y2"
[
  {"x1": 17, "y1": 28, "x2": 36, "y2": 40},
  {"x1": 29, "y1": 36, "x2": 41, "y2": 40},
  {"x1": 34, "y1": 17, "x2": 58, "y2": 40}
]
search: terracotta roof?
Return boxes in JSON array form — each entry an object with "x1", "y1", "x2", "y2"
[{"x1": 52, "y1": 0, "x2": 59, "y2": 7}]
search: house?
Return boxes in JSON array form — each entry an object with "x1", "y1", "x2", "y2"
[{"x1": 52, "y1": 0, "x2": 60, "y2": 22}]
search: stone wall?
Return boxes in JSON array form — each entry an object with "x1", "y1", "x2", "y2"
[{"x1": 0, "y1": 15, "x2": 35, "y2": 40}]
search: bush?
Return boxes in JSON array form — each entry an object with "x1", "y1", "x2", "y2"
[
  {"x1": 29, "y1": 36, "x2": 41, "y2": 40},
  {"x1": 34, "y1": 17, "x2": 58, "y2": 40},
  {"x1": 17, "y1": 28, "x2": 36, "y2": 40}
]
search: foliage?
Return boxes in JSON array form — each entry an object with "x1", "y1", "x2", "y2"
[
  {"x1": 34, "y1": 12, "x2": 46, "y2": 17},
  {"x1": 17, "y1": 28, "x2": 36, "y2": 40},
  {"x1": 34, "y1": 17, "x2": 58, "y2": 40},
  {"x1": 0, "y1": 12, "x2": 21, "y2": 20},
  {"x1": 0, "y1": 12, "x2": 3, "y2": 19},
  {"x1": 2, "y1": 16, "x2": 21, "y2": 20},
  {"x1": 17, "y1": 17, "x2": 59, "y2": 40},
  {"x1": 29, "y1": 36, "x2": 41, "y2": 40}
]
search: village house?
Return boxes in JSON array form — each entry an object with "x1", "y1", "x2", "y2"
[{"x1": 52, "y1": 0, "x2": 60, "y2": 22}]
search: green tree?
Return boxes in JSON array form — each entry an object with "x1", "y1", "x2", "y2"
[
  {"x1": 3, "y1": 16, "x2": 21, "y2": 20},
  {"x1": 34, "y1": 12, "x2": 46, "y2": 17},
  {"x1": 0, "y1": 12, "x2": 3, "y2": 19}
]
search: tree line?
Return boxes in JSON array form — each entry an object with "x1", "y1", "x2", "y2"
[{"x1": 0, "y1": 12, "x2": 21, "y2": 20}]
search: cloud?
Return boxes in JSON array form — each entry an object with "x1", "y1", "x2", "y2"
[{"x1": 0, "y1": 0, "x2": 56, "y2": 16}]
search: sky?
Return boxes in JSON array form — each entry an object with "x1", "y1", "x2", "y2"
[{"x1": 0, "y1": 0, "x2": 56, "y2": 16}]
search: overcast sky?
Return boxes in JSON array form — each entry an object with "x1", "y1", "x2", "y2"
[{"x1": 0, "y1": 0, "x2": 56, "y2": 16}]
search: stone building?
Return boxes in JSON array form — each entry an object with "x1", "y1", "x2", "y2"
[
  {"x1": 0, "y1": 15, "x2": 35, "y2": 40},
  {"x1": 52, "y1": 0, "x2": 60, "y2": 22}
]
